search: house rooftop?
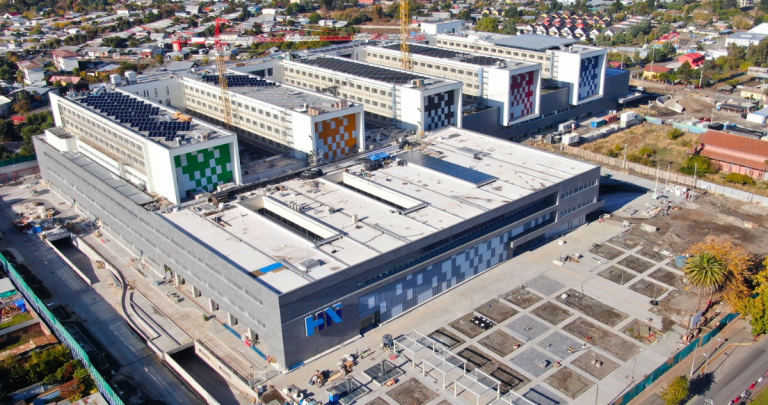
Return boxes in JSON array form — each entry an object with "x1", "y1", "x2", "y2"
[
  {"x1": 698, "y1": 130, "x2": 768, "y2": 158},
  {"x1": 161, "y1": 126, "x2": 595, "y2": 294}
]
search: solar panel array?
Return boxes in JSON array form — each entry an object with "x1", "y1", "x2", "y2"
[
  {"x1": 381, "y1": 44, "x2": 506, "y2": 67},
  {"x1": 399, "y1": 151, "x2": 498, "y2": 186},
  {"x1": 202, "y1": 74, "x2": 277, "y2": 87},
  {"x1": 79, "y1": 93, "x2": 191, "y2": 142},
  {"x1": 298, "y1": 57, "x2": 427, "y2": 84}
]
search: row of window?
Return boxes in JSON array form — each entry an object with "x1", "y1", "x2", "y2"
[
  {"x1": 561, "y1": 179, "x2": 597, "y2": 200},
  {"x1": 435, "y1": 39, "x2": 547, "y2": 61},
  {"x1": 367, "y1": 52, "x2": 481, "y2": 77},
  {"x1": 285, "y1": 67, "x2": 392, "y2": 97},
  {"x1": 559, "y1": 197, "x2": 597, "y2": 217},
  {"x1": 183, "y1": 83, "x2": 282, "y2": 121},
  {"x1": 44, "y1": 153, "x2": 268, "y2": 328}
]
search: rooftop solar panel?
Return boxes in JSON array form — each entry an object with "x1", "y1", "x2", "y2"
[
  {"x1": 380, "y1": 44, "x2": 507, "y2": 66},
  {"x1": 297, "y1": 57, "x2": 428, "y2": 84},
  {"x1": 399, "y1": 151, "x2": 497, "y2": 187}
]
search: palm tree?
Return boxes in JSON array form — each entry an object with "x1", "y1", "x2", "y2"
[{"x1": 685, "y1": 252, "x2": 726, "y2": 310}]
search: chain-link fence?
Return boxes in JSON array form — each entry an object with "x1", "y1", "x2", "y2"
[
  {"x1": 611, "y1": 313, "x2": 739, "y2": 405},
  {"x1": 0, "y1": 252, "x2": 125, "y2": 405},
  {"x1": 0, "y1": 154, "x2": 36, "y2": 167}
]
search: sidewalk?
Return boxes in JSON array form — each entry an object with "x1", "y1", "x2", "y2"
[{"x1": 627, "y1": 317, "x2": 747, "y2": 405}]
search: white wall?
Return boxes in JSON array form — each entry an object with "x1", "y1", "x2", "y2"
[{"x1": 120, "y1": 77, "x2": 186, "y2": 108}]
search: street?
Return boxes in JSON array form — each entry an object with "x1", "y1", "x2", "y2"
[{"x1": 687, "y1": 325, "x2": 768, "y2": 405}]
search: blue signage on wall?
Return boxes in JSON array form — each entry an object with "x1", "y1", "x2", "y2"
[{"x1": 305, "y1": 303, "x2": 343, "y2": 337}]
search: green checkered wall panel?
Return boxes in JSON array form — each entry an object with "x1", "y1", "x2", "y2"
[{"x1": 174, "y1": 144, "x2": 234, "y2": 196}]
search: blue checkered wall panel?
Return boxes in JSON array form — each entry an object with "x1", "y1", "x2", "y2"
[
  {"x1": 359, "y1": 212, "x2": 552, "y2": 322},
  {"x1": 578, "y1": 56, "x2": 601, "y2": 101}
]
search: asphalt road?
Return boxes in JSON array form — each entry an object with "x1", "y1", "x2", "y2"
[
  {"x1": 0, "y1": 185, "x2": 203, "y2": 405},
  {"x1": 688, "y1": 331, "x2": 768, "y2": 405}
]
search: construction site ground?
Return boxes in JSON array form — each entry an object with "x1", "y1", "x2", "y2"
[{"x1": 9, "y1": 166, "x2": 768, "y2": 405}]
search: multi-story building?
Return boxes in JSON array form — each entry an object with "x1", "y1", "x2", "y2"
[
  {"x1": 17, "y1": 60, "x2": 45, "y2": 84},
  {"x1": 364, "y1": 43, "x2": 541, "y2": 126},
  {"x1": 278, "y1": 56, "x2": 464, "y2": 131},
  {"x1": 48, "y1": 90, "x2": 242, "y2": 204},
  {"x1": 120, "y1": 74, "x2": 365, "y2": 163},
  {"x1": 433, "y1": 33, "x2": 607, "y2": 106},
  {"x1": 34, "y1": 125, "x2": 603, "y2": 371}
]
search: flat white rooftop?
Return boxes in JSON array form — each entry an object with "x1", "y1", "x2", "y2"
[{"x1": 161, "y1": 127, "x2": 595, "y2": 293}]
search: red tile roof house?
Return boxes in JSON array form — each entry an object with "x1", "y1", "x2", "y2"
[
  {"x1": 679, "y1": 52, "x2": 705, "y2": 68},
  {"x1": 694, "y1": 130, "x2": 768, "y2": 180}
]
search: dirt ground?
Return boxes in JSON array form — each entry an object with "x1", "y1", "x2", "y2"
[
  {"x1": 478, "y1": 330, "x2": 523, "y2": 357},
  {"x1": 579, "y1": 122, "x2": 697, "y2": 169},
  {"x1": 364, "y1": 398, "x2": 391, "y2": 405},
  {"x1": 556, "y1": 289, "x2": 629, "y2": 327},
  {"x1": 428, "y1": 328, "x2": 465, "y2": 350},
  {"x1": 598, "y1": 266, "x2": 637, "y2": 285},
  {"x1": 563, "y1": 318, "x2": 642, "y2": 361},
  {"x1": 475, "y1": 299, "x2": 518, "y2": 324},
  {"x1": 501, "y1": 288, "x2": 542, "y2": 309},
  {"x1": 386, "y1": 378, "x2": 438, "y2": 405},
  {"x1": 621, "y1": 319, "x2": 664, "y2": 345},
  {"x1": 545, "y1": 367, "x2": 595, "y2": 399},
  {"x1": 618, "y1": 255, "x2": 656, "y2": 273},
  {"x1": 570, "y1": 349, "x2": 620, "y2": 380},
  {"x1": 531, "y1": 302, "x2": 573, "y2": 326},
  {"x1": 649, "y1": 269, "x2": 686, "y2": 289},
  {"x1": 629, "y1": 279, "x2": 669, "y2": 299},
  {"x1": 449, "y1": 313, "x2": 493, "y2": 339},
  {"x1": 635, "y1": 246, "x2": 668, "y2": 262},
  {"x1": 589, "y1": 244, "x2": 625, "y2": 261},
  {"x1": 457, "y1": 345, "x2": 531, "y2": 393}
]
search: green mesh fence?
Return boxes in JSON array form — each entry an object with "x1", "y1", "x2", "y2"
[
  {"x1": 0, "y1": 154, "x2": 36, "y2": 167},
  {"x1": 0, "y1": 252, "x2": 125, "y2": 405},
  {"x1": 611, "y1": 312, "x2": 739, "y2": 405}
]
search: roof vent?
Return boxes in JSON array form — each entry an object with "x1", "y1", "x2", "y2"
[{"x1": 298, "y1": 258, "x2": 322, "y2": 271}]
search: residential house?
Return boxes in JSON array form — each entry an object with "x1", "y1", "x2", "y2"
[
  {"x1": 695, "y1": 130, "x2": 768, "y2": 180},
  {"x1": 0, "y1": 95, "x2": 11, "y2": 116},
  {"x1": 16, "y1": 60, "x2": 44, "y2": 84},
  {"x1": 679, "y1": 52, "x2": 705, "y2": 68},
  {"x1": 84, "y1": 47, "x2": 113, "y2": 57},
  {"x1": 740, "y1": 85, "x2": 768, "y2": 104},
  {"x1": 642, "y1": 65, "x2": 672, "y2": 80},
  {"x1": 51, "y1": 50, "x2": 79, "y2": 71}
]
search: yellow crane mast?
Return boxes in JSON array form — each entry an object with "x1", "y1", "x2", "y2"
[
  {"x1": 400, "y1": 0, "x2": 411, "y2": 70},
  {"x1": 214, "y1": 18, "x2": 233, "y2": 128}
]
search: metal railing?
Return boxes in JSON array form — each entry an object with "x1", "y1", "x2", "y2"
[{"x1": 0, "y1": 252, "x2": 125, "y2": 405}]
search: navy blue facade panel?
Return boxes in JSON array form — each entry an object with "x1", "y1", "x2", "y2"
[
  {"x1": 578, "y1": 56, "x2": 601, "y2": 101},
  {"x1": 424, "y1": 91, "x2": 456, "y2": 130}
]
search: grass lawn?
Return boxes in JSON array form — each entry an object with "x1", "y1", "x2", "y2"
[
  {"x1": 752, "y1": 385, "x2": 768, "y2": 405},
  {"x1": 0, "y1": 312, "x2": 33, "y2": 329}
]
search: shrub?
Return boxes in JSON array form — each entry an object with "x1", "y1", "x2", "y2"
[
  {"x1": 667, "y1": 128, "x2": 684, "y2": 140},
  {"x1": 606, "y1": 149, "x2": 619, "y2": 158},
  {"x1": 638, "y1": 146, "x2": 655, "y2": 157},
  {"x1": 680, "y1": 156, "x2": 716, "y2": 176},
  {"x1": 725, "y1": 172, "x2": 756, "y2": 186},
  {"x1": 613, "y1": 144, "x2": 624, "y2": 152},
  {"x1": 661, "y1": 375, "x2": 690, "y2": 405}
]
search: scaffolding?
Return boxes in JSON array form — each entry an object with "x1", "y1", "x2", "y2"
[
  {"x1": 393, "y1": 330, "x2": 438, "y2": 368},
  {"x1": 421, "y1": 347, "x2": 467, "y2": 390},
  {"x1": 490, "y1": 390, "x2": 537, "y2": 405},
  {"x1": 454, "y1": 369, "x2": 502, "y2": 405}
]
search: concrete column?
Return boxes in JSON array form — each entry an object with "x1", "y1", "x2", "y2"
[
  {"x1": 246, "y1": 328, "x2": 258, "y2": 342},
  {"x1": 174, "y1": 273, "x2": 184, "y2": 286},
  {"x1": 227, "y1": 312, "x2": 237, "y2": 326},
  {"x1": 191, "y1": 285, "x2": 201, "y2": 297},
  {"x1": 208, "y1": 298, "x2": 218, "y2": 313}
]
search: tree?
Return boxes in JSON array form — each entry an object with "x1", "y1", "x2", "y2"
[
  {"x1": 688, "y1": 239, "x2": 754, "y2": 309},
  {"x1": 372, "y1": 4, "x2": 384, "y2": 20},
  {"x1": 738, "y1": 259, "x2": 768, "y2": 335},
  {"x1": 476, "y1": 16, "x2": 499, "y2": 33},
  {"x1": 660, "y1": 376, "x2": 689, "y2": 405},
  {"x1": 154, "y1": 53, "x2": 164, "y2": 66},
  {"x1": 685, "y1": 252, "x2": 726, "y2": 293},
  {"x1": 458, "y1": 9, "x2": 472, "y2": 20},
  {"x1": 12, "y1": 95, "x2": 30, "y2": 117},
  {"x1": 308, "y1": 12, "x2": 321, "y2": 24}
]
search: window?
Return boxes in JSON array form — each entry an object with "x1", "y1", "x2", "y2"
[{"x1": 153, "y1": 88, "x2": 158, "y2": 97}]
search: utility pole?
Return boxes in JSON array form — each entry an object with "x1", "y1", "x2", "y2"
[{"x1": 623, "y1": 143, "x2": 628, "y2": 169}]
